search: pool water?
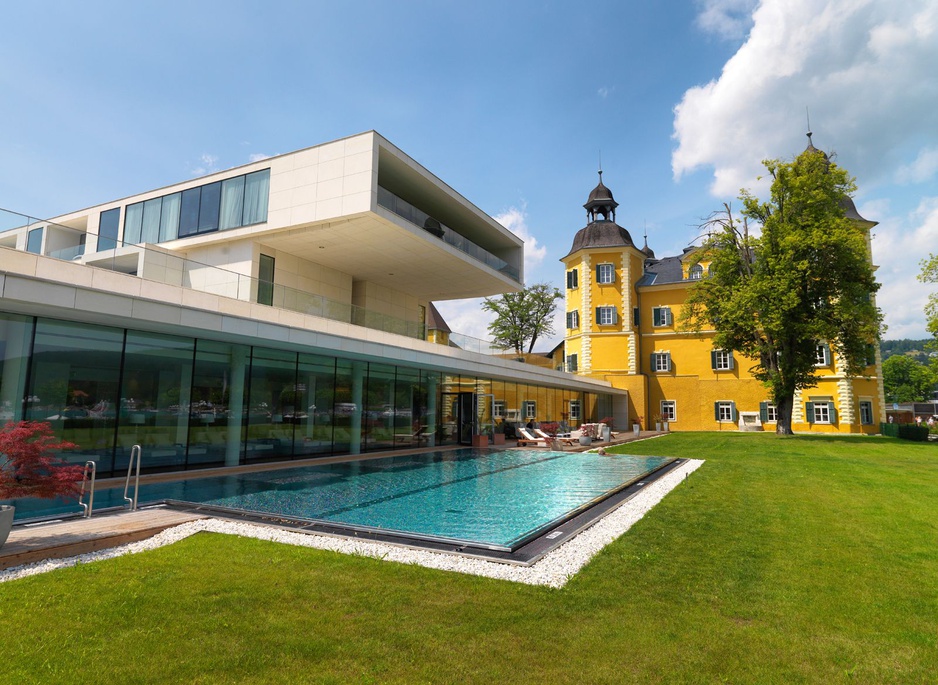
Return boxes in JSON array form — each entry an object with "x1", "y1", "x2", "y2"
[{"x1": 10, "y1": 449, "x2": 674, "y2": 551}]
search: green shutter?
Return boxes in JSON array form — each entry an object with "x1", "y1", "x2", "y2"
[
  {"x1": 711, "y1": 350, "x2": 718, "y2": 369},
  {"x1": 806, "y1": 402, "x2": 815, "y2": 423},
  {"x1": 728, "y1": 351, "x2": 735, "y2": 370},
  {"x1": 596, "y1": 307, "x2": 601, "y2": 324},
  {"x1": 759, "y1": 402, "x2": 768, "y2": 423},
  {"x1": 612, "y1": 308, "x2": 619, "y2": 324},
  {"x1": 829, "y1": 403, "x2": 837, "y2": 424},
  {"x1": 731, "y1": 402, "x2": 738, "y2": 422},
  {"x1": 714, "y1": 402, "x2": 720, "y2": 421},
  {"x1": 596, "y1": 265, "x2": 602, "y2": 281}
]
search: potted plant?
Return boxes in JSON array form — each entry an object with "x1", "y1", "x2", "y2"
[
  {"x1": 492, "y1": 420, "x2": 506, "y2": 445},
  {"x1": 633, "y1": 416, "x2": 643, "y2": 435},
  {"x1": 0, "y1": 421, "x2": 82, "y2": 548},
  {"x1": 653, "y1": 414, "x2": 663, "y2": 431}
]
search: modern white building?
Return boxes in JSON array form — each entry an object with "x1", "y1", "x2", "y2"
[{"x1": 0, "y1": 131, "x2": 625, "y2": 479}]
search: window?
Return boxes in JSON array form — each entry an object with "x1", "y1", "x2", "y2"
[
  {"x1": 98, "y1": 208, "x2": 120, "y2": 251},
  {"x1": 688, "y1": 264, "x2": 703, "y2": 280},
  {"x1": 524, "y1": 400, "x2": 536, "y2": 419},
  {"x1": 652, "y1": 306, "x2": 673, "y2": 327},
  {"x1": 596, "y1": 263, "x2": 615, "y2": 284},
  {"x1": 651, "y1": 352, "x2": 671, "y2": 372},
  {"x1": 633, "y1": 307, "x2": 640, "y2": 326},
  {"x1": 493, "y1": 400, "x2": 505, "y2": 419},
  {"x1": 859, "y1": 400, "x2": 873, "y2": 425},
  {"x1": 596, "y1": 306, "x2": 618, "y2": 326},
  {"x1": 760, "y1": 402, "x2": 778, "y2": 423},
  {"x1": 258, "y1": 254, "x2": 275, "y2": 306},
  {"x1": 865, "y1": 344, "x2": 877, "y2": 367},
  {"x1": 566, "y1": 269, "x2": 578, "y2": 289},
  {"x1": 566, "y1": 354, "x2": 578, "y2": 372},
  {"x1": 566, "y1": 310, "x2": 580, "y2": 329},
  {"x1": 815, "y1": 343, "x2": 831, "y2": 367},
  {"x1": 121, "y1": 169, "x2": 270, "y2": 245},
  {"x1": 569, "y1": 399, "x2": 581, "y2": 421},
  {"x1": 660, "y1": 400, "x2": 676, "y2": 422},
  {"x1": 711, "y1": 349, "x2": 734, "y2": 370},
  {"x1": 26, "y1": 227, "x2": 43, "y2": 254},
  {"x1": 806, "y1": 400, "x2": 836, "y2": 424},
  {"x1": 715, "y1": 401, "x2": 736, "y2": 422}
]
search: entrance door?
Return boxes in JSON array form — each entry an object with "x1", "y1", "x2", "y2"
[{"x1": 457, "y1": 392, "x2": 474, "y2": 445}]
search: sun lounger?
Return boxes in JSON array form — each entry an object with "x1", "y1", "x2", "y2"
[
  {"x1": 516, "y1": 427, "x2": 549, "y2": 446},
  {"x1": 534, "y1": 428, "x2": 576, "y2": 445}
]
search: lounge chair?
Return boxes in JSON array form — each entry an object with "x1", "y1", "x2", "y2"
[
  {"x1": 395, "y1": 425, "x2": 429, "y2": 445},
  {"x1": 516, "y1": 427, "x2": 549, "y2": 447},
  {"x1": 534, "y1": 428, "x2": 576, "y2": 446}
]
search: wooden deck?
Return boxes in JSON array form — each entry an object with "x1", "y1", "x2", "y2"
[{"x1": 1, "y1": 507, "x2": 206, "y2": 571}]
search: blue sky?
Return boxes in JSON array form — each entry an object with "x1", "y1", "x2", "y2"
[{"x1": 2, "y1": 0, "x2": 936, "y2": 347}]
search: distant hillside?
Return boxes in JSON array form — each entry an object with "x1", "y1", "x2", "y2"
[{"x1": 880, "y1": 339, "x2": 934, "y2": 364}]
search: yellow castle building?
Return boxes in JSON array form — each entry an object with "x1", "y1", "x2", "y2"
[{"x1": 560, "y1": 148, "x2": 886, "y2": 434}]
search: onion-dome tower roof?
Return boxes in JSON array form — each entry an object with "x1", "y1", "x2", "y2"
[{"x1": 564, "y1": 171, "x2": 635, "y2": 258}]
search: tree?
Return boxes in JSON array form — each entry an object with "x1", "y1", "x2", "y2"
[
  {"x1": 682, "y1": 148, "x2": 883, "y2": 434},
  {"x1": 882, "y1": 355, "x2": 935, "y2": 403},
  {"x1": 482, "y1": 283, "x2": 562, "y2": 355}
]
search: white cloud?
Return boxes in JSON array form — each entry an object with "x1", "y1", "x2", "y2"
[
  {"x1": 493, "y1": 204, "x2": 546, "y2": 280},
  {"x1": 695, "y1": 0, "x2": 757, "y2": 40},
  {"x1": 598, "y1": 86, "x2": 613, "y2": 99},
  {"x1": 896, "y1": 146, "x2": 938, "y2": 184},
  {"x1": 248, "y1": 153, "x2": 271, "y2": 163},
  {"x1": 869, "y1": 196, "x2": 938, "y2": 339},
  {"x1": 673, "y1": 0, "x2": 938, "y2": 197},
  {"x1": 190, "y1": 153, "x2": 219, "y2": 176}
]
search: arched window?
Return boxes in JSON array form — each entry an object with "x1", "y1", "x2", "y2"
[{"x1": 689, "y1": 264, "x2": 704, "y2": 280}]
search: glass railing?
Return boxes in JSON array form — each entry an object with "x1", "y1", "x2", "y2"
[
  {"x1": 377, "y1": 186, "x2": 521, "y2": 282},
  {"x1": 0, "y1": 207, "x2": 565, "y2": 369}
]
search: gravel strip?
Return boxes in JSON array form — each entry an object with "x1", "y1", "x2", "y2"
[{"x1": 0, "y1": 459, "x2": 703, "y2": 588}]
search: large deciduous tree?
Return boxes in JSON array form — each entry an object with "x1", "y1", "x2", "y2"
[
  {"x1": 482, "y1": 283, "x2": 562, "y2": 355},
  {"x1": 682, "y1": 147, "x2": 882, "y2": 434},
  {"x1": 882, "y1": 355, "x2": 935, "y2": 403}
]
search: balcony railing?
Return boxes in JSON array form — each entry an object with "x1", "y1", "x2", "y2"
[{"x1": 377, "y1": 186, "x2": 520, "y2": 283}]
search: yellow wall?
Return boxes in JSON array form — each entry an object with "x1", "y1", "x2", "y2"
[{"x1": 563, "y1": 242, "x2": 885, "y2": 434}]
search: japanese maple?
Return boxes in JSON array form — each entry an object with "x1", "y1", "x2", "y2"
[{"x1": 0, "y1": 421, "x2": 82, "y2": 500}]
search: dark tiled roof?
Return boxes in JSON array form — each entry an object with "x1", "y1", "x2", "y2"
[
  {"x1": 426, "y1": 301, "x2": 451, "y2": 333},
  {"x1": 585, "y1": 180, "x2": 617, "y2": 208},
  {"x1": 564, "y1": 220, "x2": 635, "y2": 258},
  {"x1": 639, "y1": 255, "x2": 685, "y2": 285}
]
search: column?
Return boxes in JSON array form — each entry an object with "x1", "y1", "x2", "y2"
[{"x1": 226, "y1": 346, "x2": 247, "y2": 466}]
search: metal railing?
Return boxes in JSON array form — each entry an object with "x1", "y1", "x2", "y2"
[
  {"x1": 78, "y1": 460, "x2": 96, "y2": 518},
  {"x1": 123, "y1": 445, "x2": 142, "y2": 511}
]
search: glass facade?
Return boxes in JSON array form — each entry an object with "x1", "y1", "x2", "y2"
[{"x1": 0, "y1": 311, "x2": 599, "y2": 480}]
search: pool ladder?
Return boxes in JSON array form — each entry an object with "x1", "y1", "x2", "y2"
[
  {"x1": 123, "y1": 444, "x2": 142, "y2": 511},
  {"x1": 78, "y1": 461, "x2": 96, "y2": 518}
]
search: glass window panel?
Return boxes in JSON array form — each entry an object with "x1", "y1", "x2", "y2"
[
  {"x1": 364, "y1": 363, "x2": 395, "y2": 452},
  {"x1": 246, "y1": 347, "x2": 297, "y2": 463},
  {"x1": 243, "y1": 169, "x2": 270, "y2": 225},
  {"x1": 332, "y1": 360, "x2": 358, "y2": 455},
  {"x1": 188, "y1": 340, "x2": 250, "y2": 468},
  {"x1": 124, "y1": 202, "x2": 144, "y2": 244},
  {"x1": 296, "y1": 353, "x2": 336, "y2": 456},
  {"x1": 219, "y1": 176, "x2": 245, "y2": 230},
  {"x1": 26, "y1": 319, "x2": 124, "y2": 475},
  {"x1": 98, "y1": 208, "x2": 120, "y2": 251},
  {"x1": 141, "y1": 198, "x2": 162, "y2": 244},
  {"x1": 26, "y1": 227, "x2": 43, "y2": 254},
  {"x1": 198, "y1": 181, "x2": 221, "y2": 233},
  {"x1": 178, "y1": 187, "x2": 201, "y2": 238},
  {"x1": 115, "y1": 331, "x2": 194, "y2": 473},
  {"x1": 258, "y1": 254, "x2": 275, "y2": 306},
  {"x1": 159, "y1": 193, "x2": 181, "y2": 242},
  {"x1": 0, "y1": 313, "x2": 34, "y2": 423}
]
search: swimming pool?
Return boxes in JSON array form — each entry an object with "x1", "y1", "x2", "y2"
[{"x1": 11, "y1": 448, "x2": 677, "y2": 552}]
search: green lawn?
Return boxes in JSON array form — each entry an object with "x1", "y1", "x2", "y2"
[{"x1": 2, "y1": 433, "x2": 936, "y2": 684}]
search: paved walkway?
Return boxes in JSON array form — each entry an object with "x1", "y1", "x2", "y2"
[{"x1": 0, "y1": 507, "x2": 206, "y2": 571}]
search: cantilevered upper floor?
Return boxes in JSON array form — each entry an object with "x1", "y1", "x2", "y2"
[{"x1": 0, "y1": 132, "x2": 523, "y2": 328}]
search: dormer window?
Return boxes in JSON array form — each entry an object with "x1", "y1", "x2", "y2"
[{"x1": 688, "y1": 264, "x2": 703, "y2": 280}]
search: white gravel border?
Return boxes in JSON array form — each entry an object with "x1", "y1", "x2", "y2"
[{"x1": 0, "y1": 459, "x2": 703, "y2": 588}]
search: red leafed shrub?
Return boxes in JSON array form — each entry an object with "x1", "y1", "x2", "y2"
[
  {"x1": 0, "y1": 421, "x2": 82, "y2": 500},
  {"x1": 540, "y1": 422, "x2": 559, "y2": 436}
]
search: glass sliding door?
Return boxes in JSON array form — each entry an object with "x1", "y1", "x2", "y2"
[
  {"x1": 188, "y1": 340, "x2": 250, "y2": 468},
  {"x1": 296, "y1": 353, "x2": 336, "y2": 456},
  {"x1": 115, "y1": 331, "x2": 194, "y2": 473},
  {"x1": 26, "y1": 319, "x2": 123, "y2": 474}
]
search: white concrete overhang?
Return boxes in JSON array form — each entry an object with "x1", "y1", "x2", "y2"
[{"x1": 0, "y1": 250, "x2": 623, "y2": 397}]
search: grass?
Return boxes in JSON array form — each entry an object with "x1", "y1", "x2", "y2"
[{"x1": 2, "y1": 433, "x2": 936, "y2": 683}]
